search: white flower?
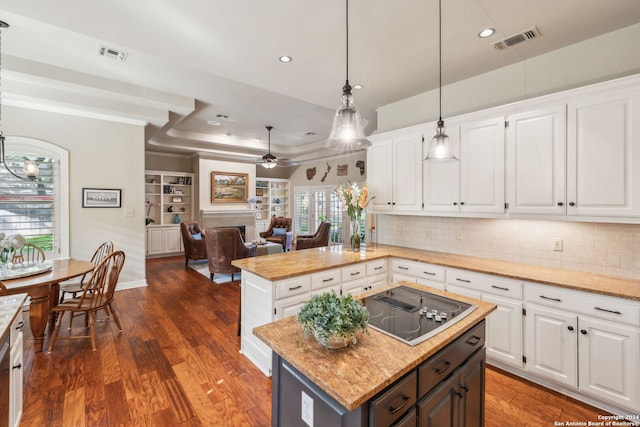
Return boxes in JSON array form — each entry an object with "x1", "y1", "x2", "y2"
[{"x1": 0, "y1": 233, "x2": 26, "y2": 252}]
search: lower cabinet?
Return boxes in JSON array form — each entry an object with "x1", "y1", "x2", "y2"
[
  {"x1": 146, "y1": 226, "x2": 183, "y2": 256},
  {"x1": 9, "y1": 304, "x2": 24, "y2": 427}
]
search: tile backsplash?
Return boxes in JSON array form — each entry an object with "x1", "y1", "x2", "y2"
[{"x1": 375, "y1": 215, "x2": 640, "y2": 280}]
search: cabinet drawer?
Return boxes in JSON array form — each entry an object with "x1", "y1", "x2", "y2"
[
  {"x1": 311, "y1": 284, "x2": 340, "y2": 297},
  {"x1": 391, "y1": 407, "x2": 416, "y2": 427},
  {"x1": 341, "y1": 264, "x2": 366, "y2": 283},
  {"x1": 526, "y1": 283, "x2": 640, "y2": 326},
  {"x1": 447, "y1": 268, "x2": 522, "y2": 299},
  {"x1": 392, "y1": 260, "x2": 445, "y2": 282},
  {"x1": 10, "y1": 311, "x2": 24, "y2": 347},
  {"x1": 275, "y1": 276, "x2": 311, "y2": 300},
  {"x1": 369, "y1": 371, "x2": 417, "y2": 427},
  {"x1": 366, "y1": 260, "x2": 388, "y2": 276},
  {"x1": 311, "y1": 269, "x2": 340, "y2": 290},
  {"x1": 418, "y1": 320, "x2": 485, "y2": 397}
]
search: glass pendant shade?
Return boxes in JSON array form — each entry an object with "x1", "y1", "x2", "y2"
[
  {"x1": 23, "y1": 161, "x2": 40, "y2": 177},
  {"x1": 325, "y1": 91, "x2": 371, "y2": 150},
  {"x1": 425, "y1": 120, "x2": 457, "y2": 161}
]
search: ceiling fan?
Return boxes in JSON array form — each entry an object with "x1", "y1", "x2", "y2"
[{"x1": 257, "y1": 126, "x2": 298, "y2": 168}]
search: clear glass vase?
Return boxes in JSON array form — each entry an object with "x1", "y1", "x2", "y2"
[
  {"x1": 350, "y1": 218, "x2": 361, "y2": 251},
  {"x1": 0, "y1": 251, "x2": 9, "y2": 279}
]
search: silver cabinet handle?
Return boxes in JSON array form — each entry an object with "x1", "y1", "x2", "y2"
[
  {"x1": 540, "y1": 295, "x2": 561, "y2": 302},
  {"x1": 594, "y1": 307, "x2": 622, "y2": 315},
  {"x1": 322, "y1": 278, "x2": 334, "y2": 283},
  {"x1": 491, "y1": 285, "x2": 509, "y2": 291},
  {"x1": 350, "y1": 271, "x2": 361, "y2": 276},
  {"x1": 456, "y1": 278, "x2": 470, "y2": 283},
  {"x1": 423, "y1": 271, "x2": 436, "y2": 276},
  {"x1": 288, "y1": 285, "x2": 302, "y2": 291},
  {"x1": 398, "y1": 266, "x2": 409, "y2": 270}
]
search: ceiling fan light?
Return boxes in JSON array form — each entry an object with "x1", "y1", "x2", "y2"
[
  {"x1": 261, "y1": 160, "x2": 277, "y2": 169},
  {"x1": 425, "y1": 120, "x2": 457, "y2": 161}
]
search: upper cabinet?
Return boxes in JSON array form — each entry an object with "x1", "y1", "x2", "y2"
[
  {"x1": 566, "y1": 89, "x2": 640, "y2": 218},
  {"x1": 423, "y1": 120, "x2": 460, "y2": 213},
  {"x1": 506, "y1": 105, "x2": 567, "y2": 215},
  {"x1": 368, "y1": 127, "x2": 423, "y2": 212}
]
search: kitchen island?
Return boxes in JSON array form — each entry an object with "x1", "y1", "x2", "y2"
[{"x1": 254, "y1": 283, "x2": 496, "y2": 426}]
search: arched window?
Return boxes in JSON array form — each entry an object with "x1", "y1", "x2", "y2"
[{"x1": 0, "y1": 136, "x2": 69, "y2": 258}]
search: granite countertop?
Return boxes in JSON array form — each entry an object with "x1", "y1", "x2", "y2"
[
  {"x1": 0, "y1": 293, "x2": 28, "y2": 343},
  {"x1": 253, "y1": 282, "x2": 497, "y2": 411},
  {"x1": 233, "y1": 244, "x2": 640, "y2": 301}
]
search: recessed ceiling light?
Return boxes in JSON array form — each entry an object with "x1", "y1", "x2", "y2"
[
  {"x1": 353, "y1": 84, "x2": 364, "y2": 90},
  {"x1": 279, "y1": 55, "x2": 293, "y2": 63},
  {"x1": 478, "y1": 28, "x2": 495, "y2": 38},
  {"x1": 206, "y1": 120, "x2": 221, "y2": 126}
]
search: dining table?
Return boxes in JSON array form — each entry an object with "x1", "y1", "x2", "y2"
[{"x1": 1, "y1": 258, "x2": 95, "y2": 352}]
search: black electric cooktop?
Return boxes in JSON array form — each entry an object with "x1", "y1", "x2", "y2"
[{"x1": 363, "y1": 285, "x2": 478, "y2": 346}]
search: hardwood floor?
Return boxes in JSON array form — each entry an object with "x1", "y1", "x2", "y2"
[{"x1": 19, "y1": 256, "x2": 606, "y2": 426}]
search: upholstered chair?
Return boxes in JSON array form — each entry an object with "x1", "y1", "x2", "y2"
[
  {"x1": 180, "y1": 221, "x2": 207, "y2": 266},
  {"x1": 205, "y1": 227, "x2": 257, "y2": 281},
  {"x1": 259, "y1": 217, "x2": 292, "y2": 248},
  {"x1": 296, "y1": 221, "x2": 331, "y2": 250}
]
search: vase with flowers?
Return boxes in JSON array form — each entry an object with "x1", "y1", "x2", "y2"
[
  {"x1": 335, "y1": 182, "x2": 374, "y2": 251},
  {"x1": 0, "y1": 232, "x2": 26, "y2": 277}
]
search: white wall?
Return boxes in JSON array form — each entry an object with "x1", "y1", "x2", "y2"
[
  {"x1": 377, "y1": 216, "x2": 640, "y2": 280},
  {"x1": 197, "y1": 157, "x2": 256, "y2": 212},
  {"x1": 5, "y1": 105, "x2": 147, "y2": 287},
  {"x1": 377, "y1": 23, "x2": 640, "y2": 132},
  {"x1": 288, "y1": 151, "x2": 367, "y2": 189}
]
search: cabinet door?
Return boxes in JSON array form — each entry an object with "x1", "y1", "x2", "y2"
[
  {"x1": 506, "y1": 106, "x2": 566, "y2": 215},
  {"x1": 460, "y1": 117, "x2": 505, "y2": 214},
  {"x1": 9, "y1": 333, "x2": 23, "y2": 427},
  {"x1": 367, "y1": 140, "x2": 394, "y2": 211},
  {"x1": 482, "y1": 294, "x2": 523, "y2": 369},
  {"x1": 423, "y1": 121, "x2": 461, "y2": 213},
  {"x1": 146, "y1": 228, "x2": 164, "y2": 255},
  {"x1": 567, "y1": 90, "x2": 640, "y2": 217},
  {"x1": 578, "y1": 316, "x2": 640, "y2": 409},
  {"x1": 274, "y1": 294, "x2": 309, "y2": 320},
  {"x1": 524, "y1": 305, "x2": 577, "y2": 388},
  {"x1": 459, "y1": 349, "x2": 485, "y2": 427},
  {"x1": 417, "y1": 373, "x2": 459, "y2": 427},
  {"x1": 164, "y1": 227, "x2": 182, "y2": 253},
  {"x1": 393, "y1": 131, "x2": 423, "y2": 211}
]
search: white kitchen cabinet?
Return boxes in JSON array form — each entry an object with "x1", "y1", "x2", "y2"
[
  {"x1": 566, "y1": 88, "x2": 640, "y2": 217},
  {"x1": 9, "y1": 312, "x2": 24, "y2": 427},
  {"x1": 506, "y1": 105, "x2": 567, "y2": 215},
  {"x1": 391, "y1": 259, "x2": 446, "y2": 290},
  {"x1": 146, "y1": 226, "x2": 183, "y2": 256},
  {"x1": 446, "y1": 268, "x2": 523, "y2": 369},
  {"x1": 367, "y1": 127, "x2": 423, "y2": 212},
  {"x1": 459, "y1": 116, "x2": 506, "y2": 214},
  {"x1": 524, "y1": 304, "x2": 578, "y2": 388},
  {"x1": 525, "y1": 282, "x2": 640, "y2": 412}
]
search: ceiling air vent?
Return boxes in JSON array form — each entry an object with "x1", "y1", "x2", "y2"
[
  {"x1": 98, "y1": 45, "x2": 128, "y2": 62},
  {"x1": 493, "y1": 27, "x2": 541, "y2": 50}
]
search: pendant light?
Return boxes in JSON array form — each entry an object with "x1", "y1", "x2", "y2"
[
  {"x1": 424, "y1": 0, "x2": 457, "y2": 161},
  {"x1": 258, "y1": 126, "x2": 277, "y2": 169},
  {"x1": 324, "y1": 0, "x2": 371, "y2": 150},
  {"x1": 0, "y1": 21, "x2": 39, "y2": 180}
]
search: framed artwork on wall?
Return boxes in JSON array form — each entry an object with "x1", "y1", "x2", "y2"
[
  {"x1": 211, "y1": 172, "x2": 248, "y2": 203},
  {"x1": 82, "y1": 188, "x2": 121, "y2": 208}
]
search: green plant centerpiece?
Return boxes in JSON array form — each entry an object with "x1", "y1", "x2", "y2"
[{"x1": 297, "y1": 292, "x2": 370, "y2": 349}]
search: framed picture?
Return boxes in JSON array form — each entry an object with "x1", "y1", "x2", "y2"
[
  {"x1": 172, "y1": 196, "x2": 183, "y2": 203},
  {"x1": 256, "y1": 188, "x2": 264, "y2": 196},
  {"x1": 211, "y1": 172, "x2": 248, "y2": 203},
  {"x1": 82, "y1": 188, "x2": 121, "y2": 208}
]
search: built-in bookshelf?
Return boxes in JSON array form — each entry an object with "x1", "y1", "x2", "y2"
[{"x1": 255, "y1": 178, "x2": 289, "y2": 234}]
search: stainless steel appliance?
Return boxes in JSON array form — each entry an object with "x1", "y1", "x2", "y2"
[{"x1": 364, "y1": 285, "x2": 478, "y2": 346}]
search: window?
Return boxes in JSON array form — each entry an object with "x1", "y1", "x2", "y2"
[
  {"x1": 0, "y1": 137, "x2": 68, "y2": 258},
  {"x1": 294, "y1": 185, "x2": 344, "y2": 244}
]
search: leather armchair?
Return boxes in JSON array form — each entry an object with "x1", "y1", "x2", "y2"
[
  {"x1": 205, "y1": 227, "x2": 257, "y2": 281},
  {"x1": 295, "y1": 221, "x2": 331, "y2": 250},
  {"x1": 180, "y1": 222, "x2": 207, "y2": 266},
  {"x1": 259, "y1": 217, "x2": 292, "y2": 249}
]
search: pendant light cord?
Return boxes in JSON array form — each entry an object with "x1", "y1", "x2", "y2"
[
  {"x1": 438, "y1": 0, "x2": 442, "y2": 122},
  {"x1": 346, "y1": 0, "x2": 349, "y2": 85}
]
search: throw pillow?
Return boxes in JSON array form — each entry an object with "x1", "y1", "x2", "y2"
[
  {"x1": 191, "y1": 232, "x2": 202, "y2": 240},
  {"x1": 273, "y1": 228, "x2": 287, "y2": 236}
]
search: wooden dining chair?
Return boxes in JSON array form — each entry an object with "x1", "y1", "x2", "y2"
[
  {"x1": 48, "y1": 250, "x2": 126, "y2": 353},
  {"x1": 59, "y1": 241, "x2": 114, "y2": 304},
  {"x1": 11, "y1": 242, "x2": 45, "y2": 265}
]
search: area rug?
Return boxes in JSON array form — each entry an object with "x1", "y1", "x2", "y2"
[{"x1": 188, "y1": 260, "x2": 239, "y2": 284}]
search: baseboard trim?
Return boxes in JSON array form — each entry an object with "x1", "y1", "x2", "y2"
[{"x1": 116, "y1": 279, "x2": 148, "y2": 290}]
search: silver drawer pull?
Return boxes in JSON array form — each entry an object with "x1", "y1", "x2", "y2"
[
  {"x1": 456, "y1": 278, "x2": 470, "y2": 283},
  {"x1": 491, "y1": 285, "x2": 509, "y2": 291},
  {"x1": 423, "y1": 271, "x2": 436, "y2": 276},
  {"x1": 540, "y1": 295, "x2": 561, "y2": 302},
  {"x1": 350, "y1": 272, "x2": 361, "y2": 276},
  {"x1": 374, "y1": 266, "x2": 383, "y2": 270},
  {"x1": 398, "y1": 266, "x2": 409, "y2": 270},
  {"x1": 288, "y1": 285, "x2": 302, "y2": 291},
  {"x1": 594, "y1": 307, "x2": 622, "y2": 315},
  {"x1": 322, "y1": 278, "x2": 334, "y2": 283}
]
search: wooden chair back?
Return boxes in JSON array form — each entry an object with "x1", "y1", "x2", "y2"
[
  {"x1": 77, "y1": 250, "x2": 125, "y2": 311},
  {"x1": 12, "y1": 242, "x2": 45, "y2": 265},
  {"x1": 82, "y1": 241, "x2": 114, "y2": 284}
]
